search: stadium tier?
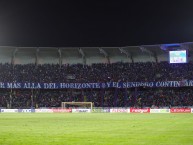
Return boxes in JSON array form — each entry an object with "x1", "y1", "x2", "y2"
[{"x1": 0, "y1": 45, "x2": 193, "y2": 109}]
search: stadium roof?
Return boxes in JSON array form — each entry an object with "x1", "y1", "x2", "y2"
[
  {"x1": 1, "y1": 42, "x2": 193, "y2": 64},
  {"x1": 1, "y1": 41, "x2": 193, "y2": 57}
]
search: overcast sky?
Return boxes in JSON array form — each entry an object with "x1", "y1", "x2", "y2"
[{"x1": 0, "y1": 1, "x2": 193, "y2": 47}]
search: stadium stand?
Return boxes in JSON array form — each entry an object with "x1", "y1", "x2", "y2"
[{"x1": 0, "y1": 44, "x2": 193, "y2": 108}]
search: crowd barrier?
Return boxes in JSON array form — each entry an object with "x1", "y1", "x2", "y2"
[{"x1": 0, "y1": 108, "x2": 193, "y2": 113}]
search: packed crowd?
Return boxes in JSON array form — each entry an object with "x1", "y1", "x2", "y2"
[
  {"x1": 0, "y1": 87, "x2": 193, "y2": 108},
  {"x1": 0, "y1": 62, "x2": 193, "y2": 108},
  {"x1": 1, "y1": 61, "x2": 193, "y2": 83}
]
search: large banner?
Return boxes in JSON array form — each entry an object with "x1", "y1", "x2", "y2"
[
  {"x1": 0, "y1": 80, "x2": 193, "y2": 89},
  {"x1": 170, "y1": 108, "x2": 191, "y2": 113}
]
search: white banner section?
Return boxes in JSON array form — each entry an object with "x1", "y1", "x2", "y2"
[
  {"x1": 150, "y1": 109, "x2": 170, "y2": 113},
  {"x1": 1, "y1": 109, "x2": 18, "y2": 113},
  {"x1": 110, "y1": 108, "x2": 129, "y2": 113},
  {"x1": 72, "y1": 109, "x2": 91, "y2": 113}
]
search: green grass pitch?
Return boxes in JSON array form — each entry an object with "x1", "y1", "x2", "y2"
[{"x1": 0, "y1": 113, "x2": 193, "y2": 145}]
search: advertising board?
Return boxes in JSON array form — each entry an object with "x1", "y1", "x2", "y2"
[
  {"x1": 35, "y1": 109, "x2": 53, "y2": 113},
  {"x1": 130, "y1": 108, "x2": 150, "y2": 113},
  {"x1": 170, "y1": 108, "x2": 191, "y2": 113},
  {"x1": 110, "y1": 108, "x2": 129, "y2": 113},
  {"x1": 72, "y1": 109, "x2": 91, "y2": 113},
  {"x1": 52, "y1": 109, "x2": 72, "y2": 113},
  {"x1": 18, "y1": 109, "x2": 35, "y2": 113},
  {"x1": 150, "y1": 109, "x2": 170, "y2": 113},
  {"x1": 1, "y1": 109, "x2": 18, "y2": 113}
]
